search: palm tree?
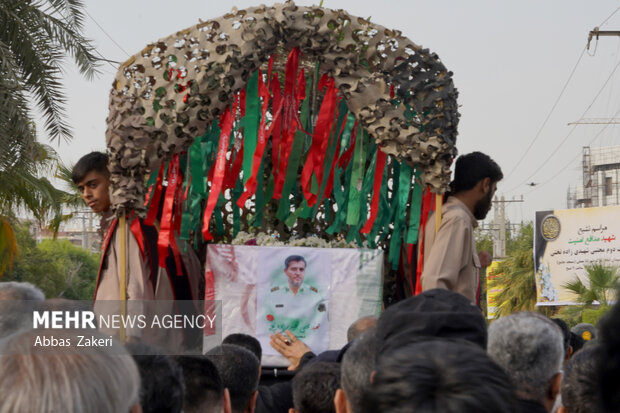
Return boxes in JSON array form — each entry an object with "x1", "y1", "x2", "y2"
[
  {"x1": 558, "y1": 263, "x2": 620, "y2": 326},
  {"x1": 0, "y1": 0, "x2": 99, "y2": 146},
  {"x1": 563, "y1": 263, "x2": 619, "y2": 307},
  {"x1": 0, "y1": 0, "x2": 100, "y2": 274},
  {"x1": 0, "y1": 134, "x2": 71, "y2": 275},
  {"x1": 490, "y1": 223, "x2": 555, "y2": 318}
]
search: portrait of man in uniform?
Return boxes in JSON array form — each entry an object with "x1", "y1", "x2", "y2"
[{"x1": 256, "y1": 250, "x2": 331, "y2": 357}]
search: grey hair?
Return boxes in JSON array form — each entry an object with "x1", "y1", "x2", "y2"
[
  {"x1": 0, "y1": 282, "x2": 45, "y2": 301},
  {"x1": 341, "y1": 329, "x2": 377, "y2": 413},
  {"x1": 0, "y1": 329, "x2": 141, "y2": 413},
  {"x1": 0, "y1": 282, "x2": 45, "y2": 338},
  {"x1": 487, "y1": 312, "x2": 564, "y2": 402},
  {"x1": 561, "y1": 345, "x2": 602, "y2": 413}
]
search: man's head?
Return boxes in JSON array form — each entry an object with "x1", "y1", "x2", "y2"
[
  {"x1": 72, "y1": 151, "x2": 111, "y2": 213},
  {"x1": 126, "y1": 343, "x2": 184, "y2": 413},
  {"x1": 284, "y1": 255, "x2": 307, "y2": 289},
  {"x1": 223, "y1": 333, "x2": 262, "y2": 361},
  {"x1": 0, "y1": 329, "x2": 141, "y2": 413},
  {"x1": 206, "y1": 344, "x2": 259, "y2": 413},
  {"x1": 177, "y1": 355, "x2": 230, "y2": 413},
  {"x1": 558, "y1": 345, "x2": 602, "y2": 413},
  {"x1": 346, "y1": 316, "x2": 378, "y2": 343},
  {"x1": 0, "y1": 282, "x2": 45, "y2": 338},
  {"x1": 452, "y1": 152, "x2": 503, "y2": 220},
  {"x1": 291, "y1": 362, "x2": 341, "y2": 413},
  {"x1": 552, "y1": 318, "x2": 573, "y2": 362},
  {"x1": 376, "y1": 289, "x2": 487, "y2": 352},
  {"x1": 363, "y1": 339, "x2": 517, "y2": 413},
  {"x1": 335, "y1": 329, "x2": 377, "y2": 413},
  {"x1": 488, "y1": 312, "x2": 564, "y2": 411}
]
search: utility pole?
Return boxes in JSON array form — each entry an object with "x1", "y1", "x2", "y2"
[{"x1": 492, "y1": 195, "x2": 524, "y2": 259}]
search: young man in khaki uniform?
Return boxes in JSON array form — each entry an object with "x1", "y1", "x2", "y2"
[
  {"x1": 73, "y1": 152, "x2": 201, "y2": 345},
  {"x1": 420, "y1": 152, "x2": 503, "y2": 303}
]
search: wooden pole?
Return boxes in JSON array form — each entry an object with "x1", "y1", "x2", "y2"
[
  {"x1": 118, "y1": 213, "x2": 128, "y2": 343},
  {"x1": 435, "y1": 194, "x2": 442, "y2": 235}
]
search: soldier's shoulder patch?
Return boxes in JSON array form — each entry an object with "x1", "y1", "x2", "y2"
[
  {"x1": 271, "y1": 286, "x2": 279, "y2": 292},
  {"x1": 310, "y1": 286, "x2": 318, "y2": 293}
]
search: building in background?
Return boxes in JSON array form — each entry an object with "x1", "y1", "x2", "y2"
[
  {"x1": 568, "y1": 145, "x2": 620, "y2": 208},
  {"x1": 29, "y1": 209, "x2": 99, "y2": 251}
]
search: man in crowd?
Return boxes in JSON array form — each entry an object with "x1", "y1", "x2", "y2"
[
  {"x1": 177, "y1": 355, "x2": 232, "y2": 413},
  {"x1": 290, "y1": 362, "x2": 340, "y2": 413},
  {"x1": 126, "y1": 342, "x2": 184, "y2": 413},
  {"x1": 0, "y1": 329, "x2": 141, "y2": 413},
  {"x1": 558, "y1": 346, "x2": 602, "y2": 413},
  {"x1": 420, "y1": 151, "x2": 503, "y2": 303},
  {"x1": 0, "y1": 281, "x2": 45, "y2": 337},
  {"x1": 364, "y1": 340, "x2": 518, "y2": 413},
  {"x1": 334, "y1": 329, "x2": 377, "y2": 413},
  {"x1": 207, "y1": 344, "x2": 260, "y2": 413},
  {"x1": 488, "y1": 312, "x2": 564, "y2": 413},
  {"x1": 72, "y1": 151, "x2": 200, "y2": 345}
]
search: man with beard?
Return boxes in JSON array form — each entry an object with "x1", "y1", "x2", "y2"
[{"x1": 419, "y1": 152, "x2": 503, "y2": 303}]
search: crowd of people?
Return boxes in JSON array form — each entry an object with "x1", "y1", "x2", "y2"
[{"x1": 0, "y1": 280, "x2": 619, "y2": 413}]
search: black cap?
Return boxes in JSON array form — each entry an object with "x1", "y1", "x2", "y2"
[{"x1": 376, "y1": 289, "x2": 487, "y2": 353}]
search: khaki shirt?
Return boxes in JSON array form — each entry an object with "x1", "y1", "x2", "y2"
[
  {"x1": 420, "y1": 197, "x2": 480, "y2": 303},
  {"x1": 94, "y1": 215, "x2": 201, "y2": 349},
  {"x1": 263, "y1": 282, "x2": 327, "y2": 340}
]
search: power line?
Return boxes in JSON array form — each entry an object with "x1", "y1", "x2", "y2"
[
  {"x1": 599, "y1": 4, "x2": 620, "y2": 28},
  {"x1": 523, "y1": 105, "x2": 620, "y2": 196},
  {"x1": 504, "y1": 51, "x2": 620, "y2": 194},
  {"x1": 84, "y1": 9, "x2": 131, "y2": 58},
  {"x1": 505, "y1": 5, "x2": 620, "y2": 187},
  {"x1": 503, "y1": 47, "x2": 586, "y2": 181},
  {"x1": 52, "y1": 6, "x2": 119, "y2": 71}
]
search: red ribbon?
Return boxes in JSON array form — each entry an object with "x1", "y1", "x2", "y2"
[
  {"x1": 271, "y1": 73, "x2": 282, "y2": 184},
  {"x1": 361, "y1": 150, "x2": 387, "y2": 233},
  {"x1": 223, "y1": 94, "x2": 242, "y2": 190},
  {"x1": 301, "y1": 75, "x2": 338, "y2": 207},
  {"x1": 144, "y1": 163, "x2": 165, "y2": 226},
  {"x1": 93, "y1": 218, "x2": 118, "y2": 300},
  {"x1": 237, "y1": 71, "x2": 284, "y2": 207},
  {"x1": 321, "y1": 113, "x2": 348, "y2": 200},
  {"x1": 202, "y1": 107, "x2": 234, "y2": 240},
  {"x1": 415, "y1": 188, "x2": 435, "y2": 295},
  {"x1": 273, "y1": 48, "x2": 302, "y2": 199},
  {"x1": 158, "y1": 155, "x2": 183, "y2": 274}
]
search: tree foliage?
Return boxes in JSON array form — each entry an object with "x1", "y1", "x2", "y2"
[
  {"x1": 0, "y1": 0, "x2": 99, "y2": 273},
  {"x1": 558, "y1": 263, "x2": 619, "y2": 326},
  {"x1": 487, "y1": 223, "x2": 555, "y2": 318},
  {"x1": 3, "y1": 222, "x2": 99, "y2": 299}
]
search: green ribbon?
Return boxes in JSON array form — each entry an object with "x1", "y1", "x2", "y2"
[
  {"x1": 388, "y1": 163, "x2": 413, "y2": 268},
  {"x1": 232, "y1": 180, "x2": 243, "y2": 237},
  {"x1": 253, "y1": 161, "x2": 265, "y2": 227},
  {"x1": 346, "y1": 127, "x2": 366, "y2": 226},
  {"x1": 242, "y1": 71, "x2": 260, "y2": 183},
  {"x1": 406, "y1": 169, "x2": 423, "y2": 244}
]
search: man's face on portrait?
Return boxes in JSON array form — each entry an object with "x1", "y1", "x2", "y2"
[{"x1": 284, "y1": 260, "x2": 306, "y2": 288}]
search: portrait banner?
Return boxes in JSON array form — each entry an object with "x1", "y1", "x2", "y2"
[
  {"x1": 204, "y1": 245, "x2": 383, "y2": 365},
  {"x1": 534, "y1": 206, "x2": 620, "y2": 305}
]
